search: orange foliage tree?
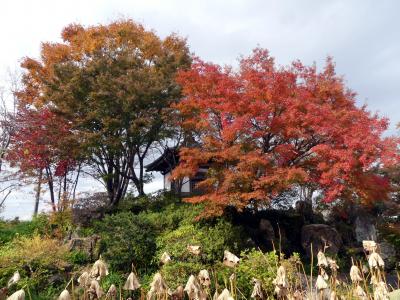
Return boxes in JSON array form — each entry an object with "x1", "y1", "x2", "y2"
[
  {"x1": 173, "y1": 49, "x2": 399, "y2": 216},
  {"x1": 16, "y1": 19, "x2": 190, "y2": 206}
]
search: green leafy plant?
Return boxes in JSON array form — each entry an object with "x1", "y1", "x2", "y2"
[{"x1": 94, "y1": 211, "x2": 157, "y2": 273}]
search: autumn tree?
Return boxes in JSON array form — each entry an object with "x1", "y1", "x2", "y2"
[
  {"x1": 17, "y1": 20, "x2": 191, "y2": 206},
  {"x1": 173, "y1": 49, "x2": 399, "y2": 216},
  {"x1": 7, "y1": 106, "x2": 80, "y2": 213}
]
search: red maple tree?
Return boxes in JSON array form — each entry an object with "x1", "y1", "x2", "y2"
[
  {"x1": 7, "y1": 105, "x2": 79, "y2": 211},
  {"x1": 173, "y1": 49, "x2": 399, "y2": 215}
]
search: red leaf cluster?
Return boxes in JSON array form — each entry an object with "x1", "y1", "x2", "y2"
[{"x1": 173, "y1": 49, "x2": 399, "y2": 215}]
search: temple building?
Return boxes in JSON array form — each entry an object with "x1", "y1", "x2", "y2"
[{"x1": 145, "y1": 147, "x2": 207, "y2": 196}]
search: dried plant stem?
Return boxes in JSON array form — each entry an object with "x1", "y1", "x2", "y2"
[
  {"x1": 310, "y1": 243, "x2": 313, "y2": 300},
  {"x1": 357, "y1": 260, "x2": 371, "y2": 300},
  {"x1": 71, "y1": 275, "x2": 75, "y2": 300},
  {"x1": 26, "y1": 284, "x2": 32, "y2": 300}
]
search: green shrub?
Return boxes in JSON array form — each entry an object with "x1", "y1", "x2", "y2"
[
  {"x1": 94, "y1": 211, "x2": 157, "y2": 273},
  {"x1": 160, "y1": 261, "x2": 206, "y2": 290},
  {"x1": 213, "y1": 249, "x2": 301, "y2": 299},
  {"x1": 156, "y1": 219, "x2": 246, "y2": 265},
  {"x1": 68, "y1": 250, "x2": 90, "y2": 265},
  {"x1": 100, "y1": 271, "x2": 125, "y2": 293},
  {"x1": 137, "y1": 202, "x2": 203, "y2": 234},
  {"x1": 0, "y1": 234, "x2": 70, "y2": 295},
  {"x1": 0, "y1": 214, "x2": 50, "y2": 245}
]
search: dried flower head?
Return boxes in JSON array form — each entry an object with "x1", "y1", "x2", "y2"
[
  {"x1": 370, "y1": 274, "x2": 379, "y2": 286},
  {"x1": 198, "y1": 269, "x2": 211, "y2": 287},
  {"x1": 7, "y1": 271, "x2": 21, "y2": 288},
  {"x1": 273, "y1": 265, "x2": 287, "y2": 288},
  {"x1": 354, "y1": 285, "x2": 367, "y2": 299},
  {"x1": 320, "y1": 268, "x2": 329, "y2": 281},
  {"x1": 327, "y1": 257, "x2": 339, "y2": 271},
  {"x1": 250, "y1": 279, "x2": 264, "y2": 299},
  {"x1": 350, "y1": 265, "x2": 363, "y2": 283},
  {"x1": 90, "y1": 256, "x2": 109, "y2": 280},
  {"x1": 362, "y1": 240, "x2": 377, "y2": 252},
  {"x1": 123, "y1": 272, "x2": 141, "y2": 291},
  {"x1": 160, "y1": 252, "x2": 171, "y2": 265},
  {"x1": 88, "y1": 280, "x2": 104, "y2": 299},
  {"x1": 58, "y1": 289, "x2": 71, "y2": 300},
  {"x1": 316, "y1": 275, "x2": 328, "y2": 290},
  {"x1": 184, "y1": 275, "x2": 202, "y2": 300},
  {"x1": 77, "y1": 271, "x2": 90, "y2": 287},
  {"x1": 7, "y1": 289, "x2": 25, "y2": 300},
  {"x1": 373, "y1": 281, "x2": 389, "y2": 300},
  {"x1": 170, "y1": 286, "x2": 184, "y2": 300},
  {"x1": 217, "y1": 288, "x2": 234, "y2": 300},
  {"x1": 147, "y1": 272, "x2": 168, "y2": 300},
  {"x1": 223, "y1": 250, "x2": 240, "y2": 268},
  {"x1": 106, "y1": 284, "x2": 117, "y2": 300},
  {"x1": 187, "y1": 245, "x2": 201, "y2": 255},
  {"x1": 317, "y1": 251, "x2": 328, "y2": 267},
  {"x1": 368, "y1": 252, "x2": 385, "y2": 269}
]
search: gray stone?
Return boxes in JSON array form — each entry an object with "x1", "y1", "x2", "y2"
[
  {"x1": 379, "y1": 240, "x2": 397, "y2": 270},
  {"x1": 301, "y1": 224, "x2": 342, "y2": 255},
  {"x1": 354, "y1": 214, "x2": 377, "y2": 242},
  {"x1": 259, "y1": 219, "x2": 275, "y2": 240}
]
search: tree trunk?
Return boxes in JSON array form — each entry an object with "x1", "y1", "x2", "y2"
[
  {"x1": 138, "y1": 158, "x2": 145, "y2": 196},
  {"x1": 33, "y1": 169, "x2": 43, "y2": 217},
  {"x1": 46, "y1": 167, "x2": 56, "y2": 212}
]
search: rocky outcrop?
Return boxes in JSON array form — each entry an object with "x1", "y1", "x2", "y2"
[
  {"x1": 354, "y1": 213, "x2": 377, "y2": 242},
  {"x1": 67, "y1": 235, "x2": 100, "y2": 260},
  {"x1": 301, "y1": 224, "x2": 342, "y2": 255}
]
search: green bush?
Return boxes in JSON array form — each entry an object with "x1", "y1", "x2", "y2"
[
  {"x1": 159, "y1": 261, "x2": 206, "y2": 290},
  {"x1": 100, "y1": 271, "x2": 125, "y2": 293},
  {"x1": 94, "y1": 211, "x2": 157, "y2": 273},
  {"x1": 137, "y1": 202, "x2": 203, "y2": 234},
  {"x1": 67, "y1": 250, "x2": 90, "y2": 265},
  {"x1": 0, "y1": 214, "x2": 50, "y2": 245},
  {"x1": 0, "y1": 234, "x2": 70, "y2": 295},
  {"x1": 155, "y1": 219, "x2": 246, "y2": 265}
]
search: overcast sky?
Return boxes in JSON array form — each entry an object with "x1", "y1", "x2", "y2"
[{"x1": 1, "y1": 0, "x2": 399, "y2": 219}]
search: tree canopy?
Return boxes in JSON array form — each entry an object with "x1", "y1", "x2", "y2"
[
  {"x1": 173, "y1": 49, "x2": 399, "y2": 216},
  {"x1": 15, "y1": 19, "x2": 191, "y2": 206}
]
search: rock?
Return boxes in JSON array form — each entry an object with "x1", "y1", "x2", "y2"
[
  {"x1": 350, "y1": 205, "x2": 377, "y2": 243},
  {"x1": 379, "y1": 240, "x2": 397, "y2": 270},
  {"x1": 259, "y1": 219, "x2": 275, "y2": 240},
  {"x1": 301, "y1": 224, "x2": 342, "y2": 256},
  {"x1": 48, "y1": 274, "x2": 64, "y2": 286},
  {"x1": 354, "y1": 212, "x2": 377, "y2": 242},
  {"x1": 67, "y1": 235, "x2": 100, "y2": 260}
]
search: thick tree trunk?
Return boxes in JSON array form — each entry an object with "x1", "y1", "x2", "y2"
[{"x1": 33, "y1": 169, "x2": 42, "y2": 217}]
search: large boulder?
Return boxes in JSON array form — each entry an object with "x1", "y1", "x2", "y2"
[
  {"x1": 301, "y1": 224, "x2": 342, "y2": 255},
  {"x1": 259, "y1": 219, "x2": 275, "y2": 241}
]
